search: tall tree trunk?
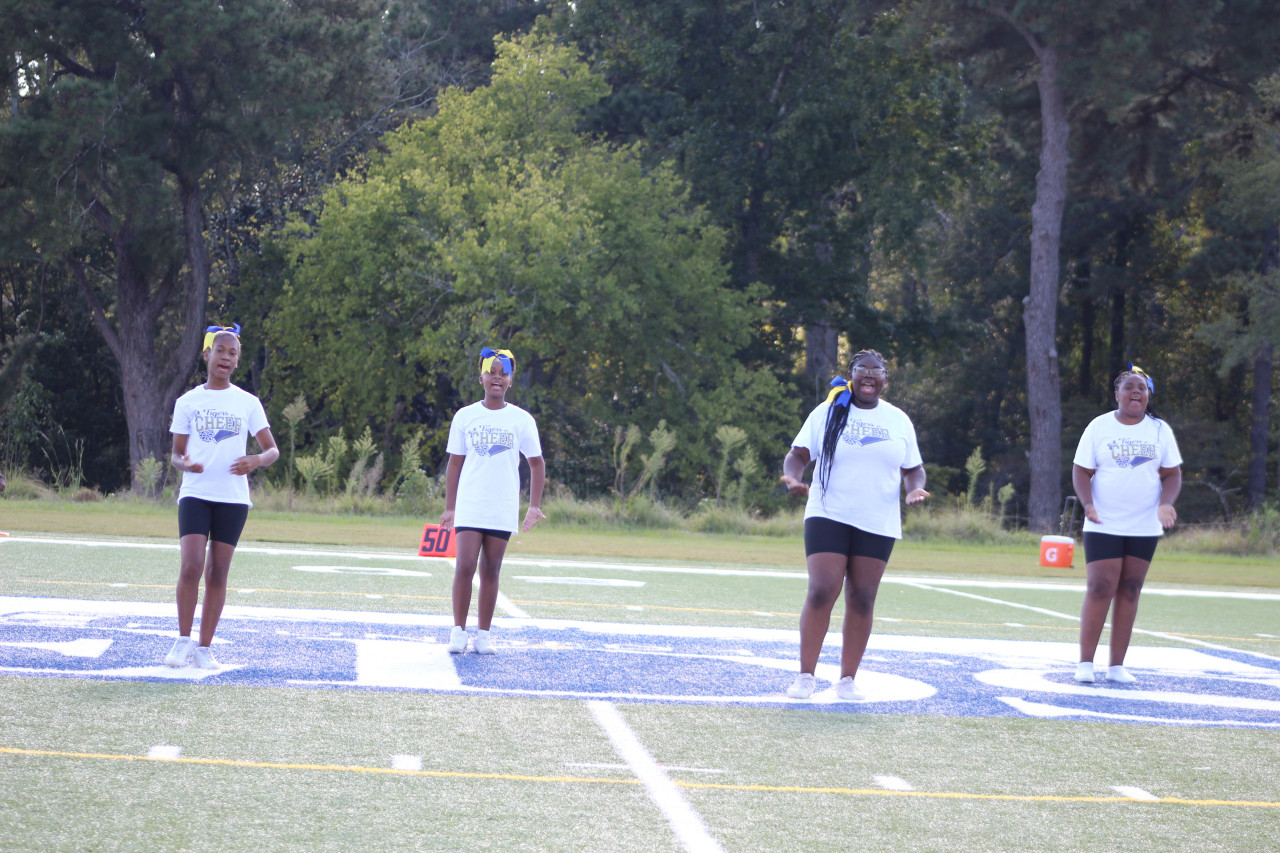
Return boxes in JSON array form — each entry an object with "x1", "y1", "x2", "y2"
[
  {"x1": 1076, "y1": 259, "x2": 1094, "y2": 397},
  {"x1": 1005, "y1": 20, "x2": 1068, "y2": 532},
  {"x1": 1247, "y1": 225, "x2": 1278, "y2": 509},
  {"x1": 805, "y1": 319, "x2": 840, "y2": 400}
]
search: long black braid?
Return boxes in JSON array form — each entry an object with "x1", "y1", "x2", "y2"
[{"x1": 817, "y1": 349, "x2": 886, "y2": 497}]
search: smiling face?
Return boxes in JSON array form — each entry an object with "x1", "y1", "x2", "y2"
[
  {"x1": 479, "y1": 360, "x2": 512, "y2": 406},
  {"x1": 1114, "y1": 373, "x2": 1150, "y2": 423},
  {"x1": 849, "y1": 353, "x2": 887, "y2": 409},
  {"x1": 203, "y1": 332, "x2": 241, "y2": 387}
]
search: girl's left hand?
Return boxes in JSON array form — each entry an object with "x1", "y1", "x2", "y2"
[
  {"x1": 1158, "y1": 503, "x2": 1177, "y2": 528},
  {"x1": 905, "y1": 488, "x2": 931, "y2": 506},
  {"x1": 522, "y1": 506, "x2": 546, "y2": 532},
  {"x1": 229, "y1": 455, "x2": 258, "y2": 475}
]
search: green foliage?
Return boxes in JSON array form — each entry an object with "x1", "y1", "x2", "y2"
[
  {"x1": 630, "y1": 421, "x2": 677, "y2": 499},
  {"x1": 712, "y1": 425, "x2": 748, "y2": 506},
  {"x1": 280, "y1": 394, "x2": 310, "y2": 491},
  {"x1": 964, "y1": 447, "x2": 987, "y2": 508},
  {"x1": 133, "y1": 458, "x2": 165, "y2": 498},
  {"x1": 295, "y1": 454, "x2": 335, "y2": 498},
  {"x1": 611, "y1": 425, "x2": 642, "y2": 496}
]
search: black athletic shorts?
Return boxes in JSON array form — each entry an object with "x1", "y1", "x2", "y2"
[
  {"x1": 1083, "y1": 532, "x2": 1160, "y2": 564},
  {"x1": 178, "y1": 497, "x2": 249, "y2": 547},
  {"x1": 804, "y1": 516, "x2": 895, "y2": 562},
  {"x1": 454, "y1": 526, "x2": 512, "y2": 542}
]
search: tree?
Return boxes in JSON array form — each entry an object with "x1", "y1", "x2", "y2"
[
  {"x1": 554, "y1": 1, "x2": 978, "y2": 391},
  {"x1": 0, "y1": 0, "x2": 381, "y2": 490},
  {"x1": 266, "y1": 32, "x2": 786, "y2": 496}
]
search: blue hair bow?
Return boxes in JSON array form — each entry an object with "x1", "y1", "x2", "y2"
[
  {"x1": 1128, "y1": 362, "x2": 1154, "y2": 394},
  {"x1": 480, "y1": 346, "x2": 514, "y2": 375},
  {"x1": 203, "y1": 323, "x2": 241, "y2": 351},
  {"x1": 825, "y1": 376, "x2": 853, "y2": 407}
]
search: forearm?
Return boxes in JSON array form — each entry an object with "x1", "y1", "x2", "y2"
[
  {"x1": 527, "y1": 457, "x2": 545, "y2": 508},
  {"x1": 902, "y1": 466, "x2": 926, "y2": 494}
]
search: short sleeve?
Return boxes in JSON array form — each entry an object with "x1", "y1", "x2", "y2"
[
  {"x1": 1072, "y1": 419, "x2": 1097, "y2": 468},
  {"x1": 248, "y1": 397, "x2": 270, "y2": 436},
  {"x1": 519, "y1": 412, "x2": 543, "y2": 458},
  {"x1": 900, "y1": 414, "x2": 923, "y2": 470},
  {"x1": 170, "y1": 396, "x2": 191, "y2": 435},
  {"x1": 1160, "y1": 424, "x2": 1183, "y2": 468}
]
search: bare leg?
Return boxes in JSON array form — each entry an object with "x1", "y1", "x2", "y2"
[
  {"x1": 1079, "y1": 557, "x2": 1122, "y2": 663},
  {"x1": 475, "y1": 535, "x2": 510, "y2": 631},
  {"x1": 197, "y1": 541, "x2": 236, "y2": 647},
  {"x1": 797, "y1": 553, "x2": 847, "y2": 674},
  {"x1": 176, "y1": 534, "x2": 208, "y2": 636},
  {"x1": 839, "y1": 556, "x2": 887, "y2": 679},
  {"x1": 1106, "y1": 555, "x2": 1151, "y2": 666},
  {"x1": 451, "y1": 530, "x2": 485, "y2": 628}
]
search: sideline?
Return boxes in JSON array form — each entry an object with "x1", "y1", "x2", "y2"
[{"x1": 4, "y1": 535, "x2": 1278, "y2": 600}]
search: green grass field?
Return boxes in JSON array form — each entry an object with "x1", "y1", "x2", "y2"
[{"x1": 1, "y1": 507, "x2": 1278, "y2": 852}]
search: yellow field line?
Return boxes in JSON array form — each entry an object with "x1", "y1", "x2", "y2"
[
  {"x1": 3, "y1": 746, "x2": 1277, "y2": 808},
  {"x1": 8, "y1": 577, "x2": 1276, "y2": 641}
]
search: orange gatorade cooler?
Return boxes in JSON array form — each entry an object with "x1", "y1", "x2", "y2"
[{"x1": 1039, "y1": 535, "x2": 1074, "y2": 568}]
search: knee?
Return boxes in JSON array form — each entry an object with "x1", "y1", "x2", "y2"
[
  {"x1": 178, "y1": 562, "x2": 203, "y2": 584},
  {"x1": 1116, "y1": 577, "x2": 1144, "y2": 603},
  {"x1": 805, "y1": 582, "x2": 841, "y2": 610},
  {"x1": 846, "y1": 586, "x2": 878, "y2": 619}
]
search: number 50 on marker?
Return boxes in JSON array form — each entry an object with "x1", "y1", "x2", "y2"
[{"x1": 418, "y1": 523, "x2": 456, "y2": 558}]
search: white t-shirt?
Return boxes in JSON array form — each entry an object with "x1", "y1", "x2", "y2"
[
  {"x1": 792, "y1": 399, "x2": 923, "y2": 538},
  {"x1": 1073, "y1": 412, "x2": 1182, "y2": 537},
  {"x1": 445, "y1": 401, "x2": 543, "y2": 534},
  {"x1": 170, "y1": 384, "x2": 271, "y2": 507}
]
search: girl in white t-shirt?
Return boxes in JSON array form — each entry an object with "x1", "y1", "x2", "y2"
[
  {"x1": 1071, "y1": 365, "x2": 1182, "y2": 685},
  {"x1": 165, "y1": 325, "x2": 279, "y2": 670},
  {"x1": 439, "y1": 347, "x2": 545, "y2": 654},
  {"x1": 779, "y1": 349, "x2": 930, "y2": 701}
]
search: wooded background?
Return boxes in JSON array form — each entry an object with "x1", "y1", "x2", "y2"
[{"x1": 3, "y1": 1, "x2": 1278, "y2": 530}]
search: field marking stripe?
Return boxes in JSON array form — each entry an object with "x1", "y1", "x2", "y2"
[
  {"x1": 902, "y1": 581, "x2": 1280, "y2": 662},
  {"x1": 9, "y1": 536, "x2": 1280, "y2": 600},
  {"x1": 4, "y1": 746, "x2": 1278, "y2": 809},
  {"x1": 9, "y1": 579, "x2": 1280, "y2": 645},
  {"x1": 0, "y1": 746, "x2": 638, "y2": 784},
  {"x1": 589, "y1": 701, "x2": 726, "y2": 853}
]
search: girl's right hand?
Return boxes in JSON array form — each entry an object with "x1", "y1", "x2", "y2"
[
  {"x1": 1083, "y1": 503, "x2": 1100, "y2": 524},
  {"x1": 439, "y1": 509, "x2": 455, "y2": 529},
  {"x1": 779, "y1": 474, "x2": 808, "y2": 497},
  {"x1": 177, "y1": 454, "x2": 204, "y2": 473}
]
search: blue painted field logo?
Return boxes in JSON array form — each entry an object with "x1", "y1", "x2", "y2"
[{"x1": 2, "y1": 597, "x2": 1276, "y2": 728}]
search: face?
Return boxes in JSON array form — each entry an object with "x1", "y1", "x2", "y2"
[
  {"x1": 1115, "y1": 374, "x2": 1149, "y2": 419},
  {"x1": 849, "y1": 355, "x2": 887, "y2": 408},
  {"x1": 203, "y1": 333, "x2": 241, "y2": 381},
  {"x1": 480, "y1": 361, "x2": 512, "y2": 400}
]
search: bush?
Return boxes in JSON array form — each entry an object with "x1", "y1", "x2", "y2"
[
  {"x1": 903, "y1": 503, "x2": 1032, "y2": 546},
  {"x1": 1164, "y1": 506, "x2": 1280, "y2": 556}
]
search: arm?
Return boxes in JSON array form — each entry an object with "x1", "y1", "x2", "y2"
[
  {"x1": 170, "y1": 434, "x2": 204, "y2": 473},
  {"x1": 440, "y1": 454, "x2": 465, "y2": 528},
  {"x1": 523, "y1": 456, "x2": 546, "y2": 532},
  {"x1": 1072, "y1": 464, "x2": 1099, "y2": 524},
  {"x1": 780, "y1": 446, "x2": 811, "y2": 497},
  {"x1": 1157, "y1": 466, "x2": 1181, "y2": 528},
  {"x1": 902, "y1": 465, "x2": 930, "y2": 505},
  {"x1": 230, "y1": 427, "x2": 280, "y2": 475}
]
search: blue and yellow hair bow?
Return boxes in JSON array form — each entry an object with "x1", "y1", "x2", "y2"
[
  {"x1": 1128, "y1": 362, "x2": 1154, "y2": 394},
  {"x1": 825, "y1": 376, "x2": 853, "y2": 407},
  {"x1": 203, "y1": 323, "x2": 241, "y2": 351},
  {"x1": 480, "y1": 347, "x2": 515, "y2": 376}
]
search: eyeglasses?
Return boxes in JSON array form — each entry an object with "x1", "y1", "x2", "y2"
[{"x1": 852, "y1": 366, "x2": 887, "y2": 378}]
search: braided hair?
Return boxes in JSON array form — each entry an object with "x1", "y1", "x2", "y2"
[{"x1": 817, "y1": 349, "x2": 886, "y2": 497}]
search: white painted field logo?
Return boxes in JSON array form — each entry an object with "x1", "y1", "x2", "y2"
[{"x1": 2, "y1": 596, "x2": 1277, "y2": 727}]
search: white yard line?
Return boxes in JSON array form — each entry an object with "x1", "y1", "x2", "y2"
[
  {"x1": 588, "y1": 701, "x2": 725, "y2": 853},
  {"x1": 6, "y1": 535, "x2": 1279, "y2": 600},
  {"x1": 901, "y1": 580, "x2": 1280, "y2": 663}
]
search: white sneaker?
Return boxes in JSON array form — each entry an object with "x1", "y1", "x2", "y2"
[
  {"x1": 786, "y1": 673, "x2": 816, "y2": 699},
  {"x1": 164, "y1": 636, "x2": 196, "y2": 668},
  {"x1": 446, "y1": 626, "x2": 468, "y2": 654},
  {"x1": 836, "y1": 676, "x2": 864, "y2": 701},
  {"x1": 473, "y1": 629, "x2": 495, "y2": 655},
  {"x1": 192, "y1": 646, "x2": 219, "y2": 670},
  {"x1": 1107, "y1": 665, "x2": 1136, "y2": 684},
  {"x1": 1074, "y1": 661, "x2": 1095, "y2": 683}
]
